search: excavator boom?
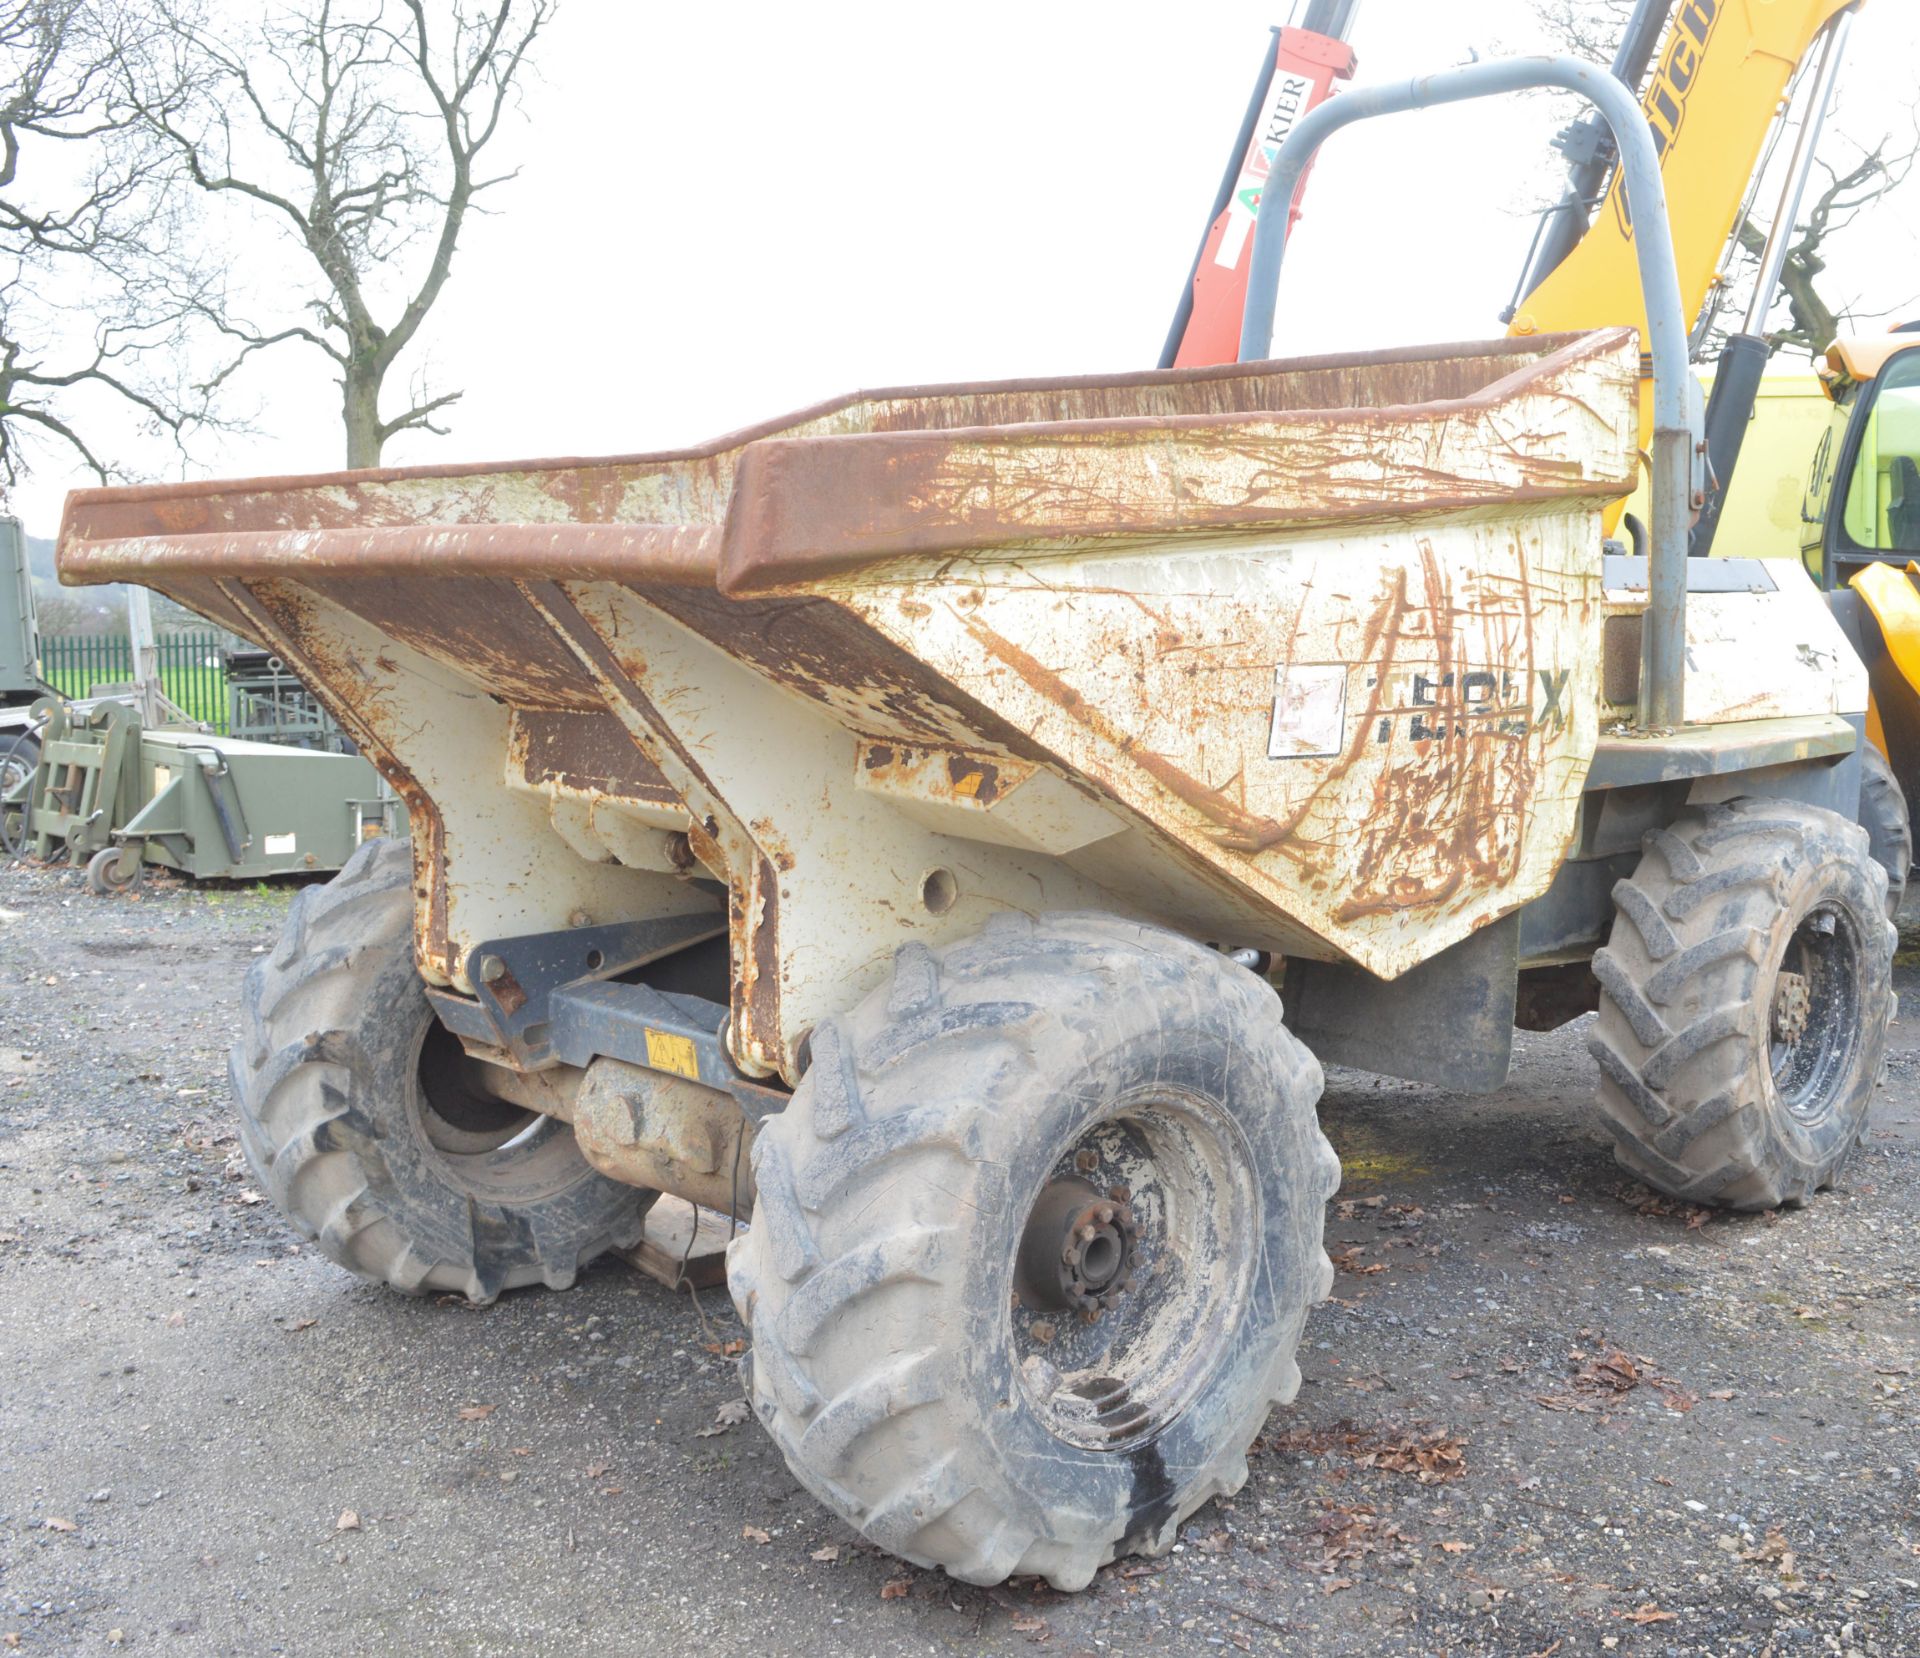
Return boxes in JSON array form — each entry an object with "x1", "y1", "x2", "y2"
[{"x1": 1510, "y1": 0, "x2": 1857, "y2": 353}]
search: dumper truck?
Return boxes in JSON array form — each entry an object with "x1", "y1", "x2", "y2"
[{"x1": 53, "y1": 54, "x2": 1899, "y2": 1590}]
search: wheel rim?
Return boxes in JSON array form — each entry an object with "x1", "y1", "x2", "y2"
[
  {"x1": 410, "y1": 1017, "x2": 583, "y2": 1199},
  {"x1": 1009, "y1": 1088, "x2": 1259, "y2": 1451},
  {"x1": 1768, "y1": 902, "x2": 1864, "y2": 1124}
]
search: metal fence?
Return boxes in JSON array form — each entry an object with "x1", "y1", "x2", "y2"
[{"x1": 40, "y1": 631, "x2": 231, "y2": 732}]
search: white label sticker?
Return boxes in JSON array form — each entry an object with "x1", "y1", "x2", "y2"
[
  {"x1": 263, "y1": 832, "x2": 297, "y2": 856},
  {"x1": 1268, "y1": 665, "x2": 1347, "y2": 759}
]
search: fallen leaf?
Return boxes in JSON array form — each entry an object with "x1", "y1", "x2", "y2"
[
  {"x1": 1194, "y1": 1528, "x2": 1232, "y2": 1554},
  {"x1": 510, "y1": 1446, "x2": 531, "y2": 1457},
  {"x1": 43, "y1": 1517, "x2": 76, "y2": 1533},
  {"x1": 164, "y1": 1310, "x2": 186, "y2": 1328},
  {"x1": 703, "y1": 1338, "x2": 746, "y2": 1358},
  {"x1": 1740, "y1": 1527, "x2": 1800, "y2": 1580},
  {"x1": 1576, "y1": 1349, "x2": 1641, "y2": 1394},
  {"x1": 810, "y1": 1545, "x2": 840, "y2": 1563},
  {"x1": 1436, "y1": 1539, "x2": 1473, "y2": 1554},
  {"x1": 335, "y1": 1510, "x2": 360, "y2": 1532},
  {"x1": 287, "y1": 1318, "x2": 318, "y2": 1333},
  {"x1": 1323, "y1": 1578, "x2": 1354, "y2": 1594},
  {"x1": 1617, "y1": 1606, "x2": 1678, "y2": 1625},
  {"x1": 1354, "y1": 1429, "x2": 1468, "y2": 1484},
  {"x1": 1706, "y1": 1388, "x2": 1736, "y2": 1401},
  {"x1": 1009, "y1": 1608, "x2": 1049, "y2": 1636},
  {"x1": 697, "y1": 1399, "x2": 752, "y2": 1438},
  {"x1": 585, "y1": 1459, "x2": 613, "y2": 1478},
  {"x1": 1650, "y1": 1377, "x2": 1698, "y2": 1413},
  {"x1": 880, "y1": 1577, "x2": 912, "y2": 1599},
  {"x1": 457, "y1": 1404, "x2": 495, "y2": 1421},
  {"x1": 1534, "y1": 1393, "x2": 1600, "y2": 1415},
  {"x1": 741, "y1": 1523, "x2": 771, "y2": 1545}
]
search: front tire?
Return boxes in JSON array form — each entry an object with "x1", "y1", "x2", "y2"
[
  {"x1": 231, "y1": 835, "x2": 651, "y2": 1302},
  {"x1": 727, "y1": 913, "x2": 1339, "y2": 1590},
  {"x1": 1590, "y1": 798, "x2": 1895, "y2": 1209}
]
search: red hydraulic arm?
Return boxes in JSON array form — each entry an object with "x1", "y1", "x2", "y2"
[{"x1": 1159, "y1": 10, "x2": 1360, "y2": 369}]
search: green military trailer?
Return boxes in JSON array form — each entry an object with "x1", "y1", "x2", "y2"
[
  {"x1": 0, "y1": 517, "x2": 56, "y2": 793},
  {"x1": 23, "y1": 696, "x2": 389, "y2": 894}
]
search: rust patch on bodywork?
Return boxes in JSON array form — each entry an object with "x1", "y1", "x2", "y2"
[
  {"x1": 514, "y1": 709, "x2": 679, "y2": 804},
  {"x1": 852, "y1": 739, "x2": 1027, "y2": 809},
  {"x1": 717, "y1": 331, "x2": 1636, "y2": 594},
  {"x1": 954, "y1": 612, "x2": 1291, "y2": 850}
]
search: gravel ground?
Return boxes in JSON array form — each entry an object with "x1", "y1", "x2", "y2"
[{"x1": 2, "y1": 860, "x2": 1918, "y2": 1657}]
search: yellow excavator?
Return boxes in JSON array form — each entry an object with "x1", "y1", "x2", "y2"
[
  {"x1": 1495, "y1": 0, "x2": 1918, "y2": 900},
  {"x1": 1800, "y1": 325, "x2": 1920, "y2": 881}
]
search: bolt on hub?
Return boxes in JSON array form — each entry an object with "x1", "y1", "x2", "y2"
[{"x1": 1015, "y1": 1176, "x2": 1142, "y2": 1322}]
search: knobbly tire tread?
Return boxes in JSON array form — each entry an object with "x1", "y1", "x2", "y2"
[
  {"x1": 1590, "y1": 797, "x2": 1895, "y2": 1211},
  {"x1": 728, "y1": 912, "x2": 1339, "y2": 1590},
  {"x1": 229, "y1": 835, "x2": 649, "y2": 1303}
]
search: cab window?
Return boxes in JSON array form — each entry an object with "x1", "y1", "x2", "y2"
[{"x1": 1840, "y1": 350, "x2": 1920, "y2": 554}]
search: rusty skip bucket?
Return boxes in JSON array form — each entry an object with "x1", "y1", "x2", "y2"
[{"x1": 58, "y1": 328, "x2": 1638, "y2": 1084}]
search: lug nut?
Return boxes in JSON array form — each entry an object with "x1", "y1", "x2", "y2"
[
  {"x1": 1081, "y1": 1306, "x2": 1102, "y2": 1324},
  {"x1": 1096, "y1": 1204, "x2": 1114, "y2": 1224},
  {"x1": 1030, "y1": 1320, "x2": 1055, "y2": 1344},
  {"x1": 1078, "y1": 1223, "x2": 1097, "y2": 1242},
  {"x1": 1108, "y1": 1185, "x2": 1130, "y2": 1203},
  {"x1": 1074, "y1": 1148, "x2": 1099, "y2": 1174}
]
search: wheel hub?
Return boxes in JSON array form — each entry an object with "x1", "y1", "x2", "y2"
[
  {"x1": 1016, "y1": 1177, "x2": 1141, "y2": 1322},
  {"x1": 1771, "y1": 969, "x2": 1812, "y2": 1046}
]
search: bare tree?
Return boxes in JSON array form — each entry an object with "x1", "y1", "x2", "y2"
[
  {"x1": 0, "y1": 0, "x2": 209, "y2": 493},
  {"x1": 132, "y1": 0, "x2": 554, "y2": 469},
  {"x1": 1724, "y1": 131, "x2": 1920, "y2": 357},
  {"x1": 1531, "y1": 0, "x2": 1636, "y2": 64},
  {"x1": 1533, "y1": 0, "x2": 1919, "y2": 359}
]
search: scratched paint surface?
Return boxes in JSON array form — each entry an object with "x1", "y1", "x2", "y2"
[{"x1": 813, "y1": 513, "x2": 1603, "y2": 978}]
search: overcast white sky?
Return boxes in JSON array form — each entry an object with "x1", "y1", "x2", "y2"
[{"x1": 18, "y1": 0, "x2": 1920, "y2": 538}]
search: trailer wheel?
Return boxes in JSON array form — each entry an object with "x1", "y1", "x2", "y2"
[
  {"x1": 1859, "y1": 744, "x2": 1911, "y2": 918},
  {"x1": 0, "y1": 731, "x2": 39, "y2": 796},
  {"x1": 727, "y1": 914, "x2": 1339, "y2": 1590},
  {"x1": 1590, "y1": 798, "x2": 1896, "y2": 1210},
  {"x1": 230, "y1": 834, "x2": 650, "y2": 1303},
  {"x1": 85, "y1": 844, "x2": 143, "y2": 896}
]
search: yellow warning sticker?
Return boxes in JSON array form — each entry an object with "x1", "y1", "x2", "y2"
[{"x1": 644, "y1": 1028, "x2": 701, "y2": 1080}]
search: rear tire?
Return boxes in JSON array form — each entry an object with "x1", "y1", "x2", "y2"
[
  {"x1": 1590, "y1": 798, "x2": 1895, "y2": 1210},
  {"x1": 728, "y1": 913, "x2": 1339, "y2": 1590},
  {"x1": 230, "y1": 835, "x2": 651, "y2": 1302},
  {"x1": 1859, "y1": 743, "x2": 1911, "y2": 918}
]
